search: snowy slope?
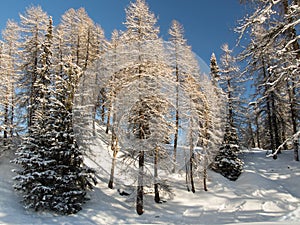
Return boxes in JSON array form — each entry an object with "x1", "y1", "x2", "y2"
[{"x1": 0, "y1": 128, "x2": 300, "y2": 225}]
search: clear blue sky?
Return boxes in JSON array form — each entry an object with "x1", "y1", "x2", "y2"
[{"x1": 0, "y1": 0, "x2": 246, "y2": 66}]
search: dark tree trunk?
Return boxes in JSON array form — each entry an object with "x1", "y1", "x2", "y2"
[
  {"x1": 154, "y1": 146, "x2": 160, "y2": 203},
  {"x1": 185, "y1": 161, "x2": 190, "y2": 192},
  {"x1": 203, "y1": 156, "x2": 208, "y2": 191},
  {"x1": 282, "y1": 0, "x2": 299, "y2": 161},
  {"x1": 262, "y1": 59, "x2": 276, "y2": 157},
  {"x1": 173, "y1": 65, "x2": 179, "y2": 173},
  {"x1": 136, "y1": 150, "x2": 144, "y2": 215},
  {"x1": 248, "y1": 118, "x2": 255, "y2": 148},
  {"x1": 3, "y1": 96, "x2": 9, "y2": 146},
  {"x1": 270, "y1": 92, "x2": 281, "y2": 152},
  {"x1": 105, "y1": 104, "x2": 111, "y2": 134},
  {"x1": 255, "y1": 114, "x2": 261, "y2": 148},
  {"x1": 10, "y1": 91, "x2": 14, "y2": 138},
  {"x1": 108, "y1": 131, "x2": 118, "y2": 189},
  {"x1": 190, "y1": 149, "x2": 195, "y2": 193}
]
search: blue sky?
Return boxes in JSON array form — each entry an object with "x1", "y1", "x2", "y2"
[{"x1": 0, "y1": 0, "x2": 246, "y2": 66}]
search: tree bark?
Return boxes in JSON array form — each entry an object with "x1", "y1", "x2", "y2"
[
  {"x1": 154, "y1": 146, "x2": 160, "y2": 203},
  {"x1": 203, "y1": 156, "x2": 208, "y2": 191},
  {"x1": 190, "y1": 151, "x2": 195, "y2": 193},
  {"x1": 108, "y1": 131, "x2": 118, "y2": 189},
  {"x1": 173, "y1": 65, "x2": 179, "y2": 173},
  {"x1": 136, "y1": 150, "x2": 144, "y2": 215}
]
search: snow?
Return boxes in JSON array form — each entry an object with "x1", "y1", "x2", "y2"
[{"x1": 1, "y1": 133, "x2": 300, "y2": 224}]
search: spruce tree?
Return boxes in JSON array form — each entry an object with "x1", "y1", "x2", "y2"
[
  {"x1": 12, "y1": 17, "x2": 96, "y2": 215},
  {"x1": 211, "y1": 44, "x2": 243, "y2": 181}
]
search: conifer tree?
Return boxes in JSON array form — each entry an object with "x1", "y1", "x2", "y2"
[
  {"x1": 237, "y1": 0, "x2": 299, "y2": 160},
  {"x1": 12, "y1": 17, "x2": 96, "y2": 215},
  {"x1": 18, "y1": 6, "x2": 49, "y2": 129},
  {"x1": 1, "y1": 20, "x2": 20, "y2": 142},
  {"x1": 211, "y1": 44, "x2": 243, "y2": 181},
  {"x1": 168, "y1": 20, "x2": 187, "y2": 174},
  {"x1": 122, "y1": 0, "x2": 160, "y2": 215}
]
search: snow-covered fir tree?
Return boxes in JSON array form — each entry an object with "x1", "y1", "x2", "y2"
[
  {"x1": 211, "y1": 44, "x2": 243, "y2": 181},
  {"x1": 12, "y1": 17, "x2": 96, "y2": 215}
]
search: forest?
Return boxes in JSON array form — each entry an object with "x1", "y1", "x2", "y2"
[{"x1": 0, "y1": 0, "x2": 299, "y2": 218}]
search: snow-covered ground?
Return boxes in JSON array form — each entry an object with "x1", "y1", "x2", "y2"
[{"x1": 1, "y1": 130, "x2": 300, "y2": 224}]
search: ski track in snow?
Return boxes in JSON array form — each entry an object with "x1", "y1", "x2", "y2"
[{"x1": 0, "y1": 128, "x2": 300, "y2": 225}]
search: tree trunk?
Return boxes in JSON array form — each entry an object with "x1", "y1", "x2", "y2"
[
  {"x1": 262, "y1": 59, "x2": 276, "y2": 157},
  {"x1": 255, "y1": 112, "x2": 261, "y2": 148},
  {"x1": 10, "y1": 90, "x2": 14, "y2": 138},
  {"x1": 185, "y1": 160, "x2": 190, "y2": 192},
  {"x1": 270, "y1": 92, "x2": 281, "y2": 152},
  {"x1": 267, "y1": 95, "x2": 275, "y2": 154},
  {"x1": 3, "y1": 95, "x2": 9, "y2": 146},
  {"x1": 136, "y1": 150, "x2": 144, "y2": 215},
  {"x1": 154, "y1": 146, "x2": 160, "y2": 203},
  {"x1": 108, "y1": 108, "x2": 118, "y2": 188},
  {"x1": 203, "y1": 156, "x2": 208, "y2": 191},
  {"x1": 108, "y1": 132, "x2": 118, "y2": 189},
  {"x1": 190, "y1": 151, "x2": 195, "y2": 193},
  {"x1": 282, "y1": 0, "x2": 299, "y2": 161},
  {"x1": 173, "y1": 65, "x2": 179, "y2": 173},
  {"x1": 173, "y1": 109, "x2": 179, "y2": 173},
  {"x1": 105, "y1": 103, "x2": 111, "y2": 134},
  {"x1": 248, "y1": 118, "x2": 255, "y2": 148}
]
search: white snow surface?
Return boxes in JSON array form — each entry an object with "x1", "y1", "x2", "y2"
[{"x1": 1, "y1": 129, "x2": 300, "y2": 224}]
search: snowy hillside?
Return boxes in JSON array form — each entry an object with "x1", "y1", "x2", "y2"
[{"x1": 0, "y1": 127, "x2": 300, "y2": 225}]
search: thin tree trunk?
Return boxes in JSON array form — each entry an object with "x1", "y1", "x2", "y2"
[
  {"x1": 283, "y1": 0, "x2": 299, "y2": 161},
  {"x1": 271, "y1": 93, "x2": 281, "y2": 152},
  {"x1": 185, "y1": 161, "x2": 190, "y2": 192},
  {"x1": 189, "y1": 121, "x2": 195, "y2": 193},
  {"x1": 10, "y1": 90, "x2": 14, "y2": 138},
  {"x1": 92, "y1": 104, "x2": 96, "y2": 136},
  {"x1": 3, "y1": 95, "x2": 9, "y2": 146},
  {"x1": 105, "y1": 102, "x2": 111, "y2": 134},
  {"x1": 154, "y1": 146, "x2": 160, "y2": 203},
  {"x1": 255, "y1": 112, "x2": 261, "y2": 148},
  {"x1": 267, "y1": 96, "x2": 275, "y2": 154},
  {"x1": 173, "y1": 65, "x2": 179, "y2": 173},
  {"x1": 173, "y1": 109, "x2": 179, "y2": 173},
  {"x1": 108, "y1": 132, "x2": 118, "y2": 189},
  {"x1": 190, "y1": 150, "x2": 195, "y2": 193},
  {"x1": 262, "y1": 59, "x2": 276, "y2": 157},
  {"x1": 136, "y1": 150, "x2": 144, "y2": 215},
  {"x1": 248, "y1": 118, "x2": 255, "y2": 148},
  {"x1": 203, "y1": 156, "x2": 208, "y2": 191}
]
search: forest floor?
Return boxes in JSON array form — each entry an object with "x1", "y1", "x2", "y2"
[{"x1": 0, "y1": 128, "x2": 300, "y2": 224}]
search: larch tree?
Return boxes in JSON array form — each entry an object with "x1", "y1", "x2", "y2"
[
  {"x1": 1, "y1": 20, "x2": 20, "y2": 143},
  {"x1": 54, "y1": 7, "x2": 106, "y2": 150},
  {"x1": 106, "y1": 30, "x2": 121, "y2": 189},
  {"x1": 168, "y1": 20, "x2": 198, "y2": 192},
  {"x1": 54, "y1": 7, "x2": 105, "y2": 108},
  {"x1": 121, "y1": 0, "x2": 161, "y2": 215},
  {"x1": 168, "y1": 20, "x2": 188, "y2": 174},
  {"x1": 18, "y1": 5, "x2": 49, "y2": 129},
  {"x1": 237, "y1": 0, "x2": 299, "y2": 160}
]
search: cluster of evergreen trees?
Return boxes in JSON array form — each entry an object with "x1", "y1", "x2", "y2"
[
  {"x1": 0, "y1": 6, "x2": 103, "y2": 214},
  {"x1": 0, "y1": 0, "x2": 298, "y2": 216},
  {"x1": 236, "y1": 0, "x2": 299, "y2": 161}
]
